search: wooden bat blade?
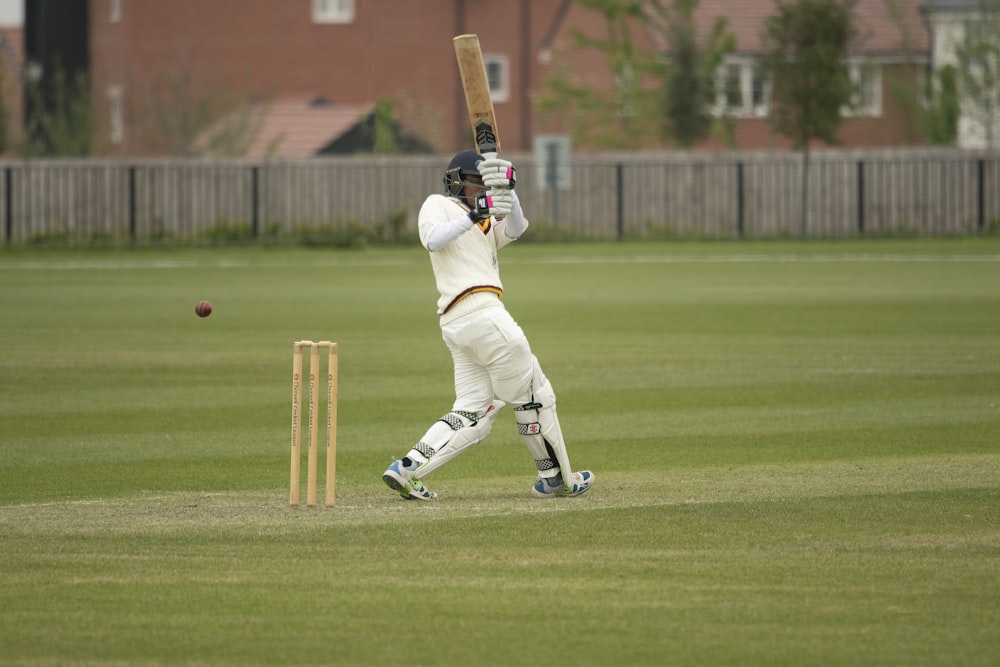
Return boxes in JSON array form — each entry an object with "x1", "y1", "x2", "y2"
[{"x1": 453, "y1": 33, "x2": 500, "y2": 156}]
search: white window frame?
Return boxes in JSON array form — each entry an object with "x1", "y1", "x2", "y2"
[
  {"x1": 312, "y1": 0, "x2": 354, "y2": 24},
  {"x1": 712, "y1": 58, "x2": 770, "y2": 118},
  {"x1": 484, "y1": 53, "x2": 510, "y2": 103},
  {"x1": 108, "y1": 85, "x2": 124, "y2": 145},
  {"x1": 844, "y1": 60, "x2": 882, "y2": 117}
]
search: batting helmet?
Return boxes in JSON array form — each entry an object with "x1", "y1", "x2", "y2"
[{"x1": 443, "y1": 149, "x2": 484, "y2": 198}]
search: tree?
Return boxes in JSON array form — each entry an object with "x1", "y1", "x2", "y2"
[
  {"x1": 954, "y1": 0, "x2": 1000, "y2": 148},
  {"x1": 925, "y1": 65, "x2": 961, "y2": 145},
  {"x1": 0, "y1": 66, "x2": 9, "y2": 154},
  {"x1": 538, "y1": 0, "x2": 736, "y2": 149},
  {"x1": 145, "y1": 66, "x2": 214, "y2": 156},
  {"x1": 22, "y1": 62, "x2": 92, "y2": 157},
  {"x1": 372, "y1": 99, "x2": 399, "y2": 155},
  {"x1": 648, "y1": 0, "x2": 735, "y2": 148},
  {"x1": 128, "y1": 44, "x2": 264, "y2": 157},
  {"x1": 537, "y1": 0, "x2": 662, "y2": 149},
  {"x1": 759, "y1": 0, "x2": 857, "y2": 234},
  {"x1": 883, "y1": 0, "x2": 958, "y2": 146}
]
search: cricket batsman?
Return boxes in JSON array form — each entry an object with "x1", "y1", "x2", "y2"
[{"x1": 381, "y1": 150, "x2": 595, "y2": 500}]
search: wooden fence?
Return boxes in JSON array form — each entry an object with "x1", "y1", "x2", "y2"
[{"x1": 1, "y1": 148, "x2": 997, "y2": 245}]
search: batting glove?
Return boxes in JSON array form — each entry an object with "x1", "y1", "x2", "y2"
[
  {"x1": 469, "y1": 190, "x2": 513, "y2": 222},
  {"x1": 478, "y1": 158, "x2": 516, "y2": 190}
]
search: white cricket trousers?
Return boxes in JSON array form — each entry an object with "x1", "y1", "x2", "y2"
[{"x1": 440, "y1": 298, "x2": 537, "y2": 414}]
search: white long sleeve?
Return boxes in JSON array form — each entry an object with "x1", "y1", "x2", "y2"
[
  {"x1": 424, "y1": 212, "x2": 474, "y2": 251},
  {"x1": 501, "y1": 191, "x2": 526, "y2": 239}
]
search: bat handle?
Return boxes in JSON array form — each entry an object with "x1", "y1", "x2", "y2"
[{"x1": 481, "y1": 151, "x2": 503, "y2": 220}]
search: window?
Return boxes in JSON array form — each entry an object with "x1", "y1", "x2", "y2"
[
  {"x1": 312, "y1": 0, "x2": 354, "y2": 24},
  {"x1": 713, "y1": 59, "x2": 769, "y2": 117},
  {"x1": 844, "y1": 61, "x2": 881, "y2": 116},
  {"x1": 484, "y1": 54, "x2": 509, "y2": 103},
  {"x1": 109, "y1": 0, "x2": 122, "y2": 23},
  {"x1": 108, "y1": 85, "x2": 124, "y2": 144}
]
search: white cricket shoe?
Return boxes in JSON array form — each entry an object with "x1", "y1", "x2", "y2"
[
  {"x1": 382, "y1": 458, "x2": 437, "y2": 501},
  {"x1": 531, "y1": 470, "x2": 594, "y2": 498}
]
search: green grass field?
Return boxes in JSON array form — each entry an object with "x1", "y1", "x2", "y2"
[{"x1": 2, "y1": 238, "x2": 998, "y2": 666}]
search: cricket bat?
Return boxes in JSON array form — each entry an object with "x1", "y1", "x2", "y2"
[{"x1": 453, "y1": 34, "x2": 500, "y2": 159}]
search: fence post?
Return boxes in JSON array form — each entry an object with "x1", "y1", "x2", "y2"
[
  {"x1": 857, "y1": 160, "x2": 865, "y2": 235},
  {"x1": 977, "y1": 159, "x2": 985, "y2": 235},
  {"x1": 546, "y1": 143, "x2": 559, "y2": 225},
  {"x1": 128, "y1": 165, "x2": 137, "y2": 242},
  {"x1": 251, "y1": 164, "x2": 260, "y2": 239},
  {"x1": 736, "y1": 162, "x2": 745, "y2": 239},
  {"x1": 615, "y1": 163, "x2": 624, "y2": 241},
  {"x1": 4, "y1": 167, "x2": 11, "y2": 244}
]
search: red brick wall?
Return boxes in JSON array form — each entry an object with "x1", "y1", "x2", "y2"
[
  {"x1": 86, "y1": 0, "x2": 929, "y2": 156},
  {"x1": 89, "y1": 0, "x2": 570, "y2": 156},
  {"x1": 0, "y1": 27, "x2": 23, "y2": 153}
]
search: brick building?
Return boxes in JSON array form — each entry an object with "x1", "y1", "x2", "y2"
[
  {"x1": 0, "y1": 0, "x2": 23, "y2": 151},
  {"x1": 20, "y1": 0, "x2": 933, "y2": 157}
]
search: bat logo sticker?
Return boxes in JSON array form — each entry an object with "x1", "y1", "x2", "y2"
[{"x1": 474, "y1": 120, "x2": 498, "y2": 154}]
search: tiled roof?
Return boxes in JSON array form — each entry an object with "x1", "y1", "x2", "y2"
[
  {"x1": 652, "y1": 0, "x2": 929, "y2": 55},
  {"x1": 922, "y1": 0, "x2": 983, "y2": 11},
  {"x1": 241, "y1": 97, "x2": 373, "y2": 158}
]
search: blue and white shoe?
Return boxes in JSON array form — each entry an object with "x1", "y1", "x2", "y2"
[
  {"x1": 531, "y1": 470, "x2": 594, "y2": 498},
  {"x1": 382, "y1": 458, "x2": 437, "y2": 501}
]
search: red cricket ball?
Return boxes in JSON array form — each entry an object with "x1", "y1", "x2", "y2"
[{"x1": 195, "y1": 300, "x2": 213, "y2": 318}]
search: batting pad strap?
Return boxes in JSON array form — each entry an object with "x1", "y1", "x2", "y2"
[
  {"x1": 535, "y1": 458, "x2": 557, "y2": 472},
  {"x1": 414, "y1": 442, "x2": 435, "y2": 459},
  {"x1": 514, "y1": 402, "x2": 542, "y2": 437},
  {"x1": 517, "y1": 422, "x2": 541, "y2": 437},
  {"x1": 440, "y1": 411, "x2": 478, "y2": 430}
]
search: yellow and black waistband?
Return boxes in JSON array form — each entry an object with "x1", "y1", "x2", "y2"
[{"x1": 442, "y1": 286, "x2": 503, "y2": 315}]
